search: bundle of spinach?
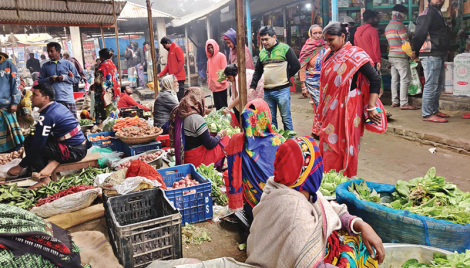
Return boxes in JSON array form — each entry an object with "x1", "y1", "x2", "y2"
[
  {"x1": 349, "y1": 167, "x2": 470, "y2": 225},
  {"x1": 271, "y1": 125, "x2": 297, "y2": 139},
  {"x1": 319, "y1": 170, "x2": 350, "y2": 197},
  {"x1": 197, "y1": 164, "x2": 228, "y2": 206},
  {"x1": 348, "y1": 181, "x2": 382, "y2": 203},
  {"x1": 204, "y1": 110, "x2": 241, "y2": 136},
  {"x1": 402, "y1": 250, "x2": 470, "y2": 268}
]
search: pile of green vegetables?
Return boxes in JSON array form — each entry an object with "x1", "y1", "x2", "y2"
[
  {"x1": 349, "y1": 167, "x2": 470, "y2": 225},
  {"x1": 0, "y1": 166, "x2": 109, "y2": 210},
  {"x1": 79, "y1": 119, "x2": 94, "y2": 126},
  {"x1": 197, "y1": 164, "x2": 228, "y2": 206},
  {"x1": 319, "y1": 170, "x2": 349, "y2": 197},
  {"x1": 401, "y1": 250, "x2": 470, "y2": 268},
  {"x1": 205, "y1": 110, "x2": 241, "y2": 137},
  {"x1": 103, "y1": 119, "x2": 116, "y2": 132},
  {"x1": 271, "y1": 125, "x2": 297, "y2": 139}
]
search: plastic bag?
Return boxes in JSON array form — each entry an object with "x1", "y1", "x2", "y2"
[
  {"x1": 407, "y1": 21, "x2": 416, "y2": 35},
  {"x1": 88, "y1": 146, "x2": 123, "y2": 168},
  {"x1": 408, "y1": 61, "x2": 422, "y2": 95},
  {"x1": 0, "y1": 159, "x2": 27, "y2": 180}
]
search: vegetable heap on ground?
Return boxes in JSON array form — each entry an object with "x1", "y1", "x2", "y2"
[
  {"x1": 204, "y1": 110, "x2": 240, "y2": 136},
  {"x1": 79, "y1": 119, "x2": 94, "y2": 126},
  {"x1": 0, "y1": 147, "x2": 24, "y2": 165},
  {"x1": 35, "y1": 185, "x2": 96, "y2": 207},
  {"x1": 113, "y1": 117, "x2": 147, "y2": 132},
  {"x1": 0, "y1": 167, "x2": 109, "y2": 210},
  {"x1": 197, "y1": 164, "x2": 228, "y2": 206},
  {"x1": 349, "y1": 167, "x2": 470, "y2": 225},
  {"x1": 319, "y1": 170, "x2": 349, "y2": 197},
  {"x1": 182, "y1": 223, "x2": 211, "y2": 245},
  {"x1": 271, "y1": 125, "x2": 297, "y2": 139},
  {"x1": 401, "y1": 250, "x2": 470, "y2": 268}
]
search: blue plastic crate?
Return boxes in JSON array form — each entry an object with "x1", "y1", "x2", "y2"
[
  {"x1": 158, "y1": 164, "x2": 213, "y2": 225},
  {"x1": 87, "y1": 131, "x2": 122, "y2": 151},
  {"x1": 121, "y1": 140, "x2": 161, "y2": 156}
]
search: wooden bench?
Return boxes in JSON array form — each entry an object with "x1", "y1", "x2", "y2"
[{"x1": 51, "y1": 152, "x2": 101, "y2": 181}]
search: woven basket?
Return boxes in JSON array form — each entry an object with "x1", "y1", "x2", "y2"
[{"x1": 116, "y1": 129, "x2": 163, "y2": 145}]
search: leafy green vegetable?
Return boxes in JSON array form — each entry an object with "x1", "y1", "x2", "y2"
[
  {"x1": 216, "y1": 69, "x2": 227, "y2": 83},
  {"x1": 319, "y1": 170, "x2": 350, "y2": 197},
  {"x1": 79, "y1": 119, "x2": 94, "y2": 126},
  {"x1": 182, "y1": 223, "x2": 211, "y2": 245},
  {"x1": 0, "y1": 184, "x2": 36, "y2": 210},
  {"x1": 349, "y1": 168, "x2": 470, "y2": 225},
  {"x1": 402, "y1": 250, "x2": 470, "y2": 268},
  {"x1": 197, "y1": 164, "x2": 228, "y2": 206},
  {"x1": 348, "y1": 181, "x2": 381, "y2": 203},
  {"x1": 271, "y1": 125, "x2": 297, "y2": 139},
  {"x1": 204, "y1": 110, "x2": 240, "y2": 136}
]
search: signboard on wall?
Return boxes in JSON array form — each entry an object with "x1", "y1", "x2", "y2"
[{"x1": 83, "y1": 41, "x2": 97, "y2": 67}]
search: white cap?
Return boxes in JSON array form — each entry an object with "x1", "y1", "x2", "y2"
[{"x1": 343, "y1": 16, "x2": 355, "y2": 23}]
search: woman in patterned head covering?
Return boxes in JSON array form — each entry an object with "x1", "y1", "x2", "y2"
[
  {"x1": 246, "y1": 137, "x2": 385, "y2": 268},
  {"x1": 168, "y1": 87, "x2": 229, "y2": 168}
]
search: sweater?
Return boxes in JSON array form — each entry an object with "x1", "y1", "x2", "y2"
[
  {"x1": 20, "y1": 102, "x2": 85, "y2": 168},
  {"x1": 223, "y1": 28, "x2": 255, "y2": 70},
  {"x1": 412, "y1": 6, "x2": 449, "y2": 57},
  {"x1": 158, "y1": 42, "x2": 186, "y2": 81},
  {"x1": 117, "y1": 93, "x2": 150, "y2": 111},
  {"x1": 251, "y1": 42, "x2": 300, "y2": 91},
  {"x1": 206, "y1": 39, "x2": 229, "y2": 93},
  {"x1": 0, "y1": 58, "x2": 21, "y2": 108},
  {"x1": 354, "y1": 24, "x2": 381, "y2": 63},
  {"x1": 183, "y1": 114, "x2": 221, "y2": 150},
  {"x1": 153, "y1": 90, "x2": 179, "y2": 127},
  {"x1": 38, "y1": 59, "x2": 80, "y2": 104},
  {"x1": 385, "y1": 19, "x2": 409, "y2": 58}
]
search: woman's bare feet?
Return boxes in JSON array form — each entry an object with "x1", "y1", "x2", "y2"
[{"x1": 28, "y1": 177, "x2": 51, "y2": 190}]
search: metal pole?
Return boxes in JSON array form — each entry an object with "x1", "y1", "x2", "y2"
[
  {"x1": 246, "y1": 0, "x2": 253, "y2": 56},
  {"x1": 332, "y1": 0, "x2": 338, "y2": 22},
  {"x1": 185, "y1": 25, "x2": 191, "y2": 87},
  {"x1": 235, "y1": 0, "x2": 247, "y2": 117},
  {"x1": 146, "y1": 0, "x2": 159, "y2": 97},
  {"x1": 112, "y1": 0, "x2": 122, "y2": 86},
  {"x1": 100, "y1": 25, "x2": 105, "y2": 48},
  {"x1": 206, "y1": 17, "x2": 211, "y2": 40}
]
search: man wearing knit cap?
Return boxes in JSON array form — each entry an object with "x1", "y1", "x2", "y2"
[
  {"x1": 385, "y1": 4, "x2": 419, "y2": 110},
  {"x1": 412, "y1": 0, "x2": 449, "y2": 123},
  {"x1": 222, "y1": 28, "x2": 255, "y2": 70}
]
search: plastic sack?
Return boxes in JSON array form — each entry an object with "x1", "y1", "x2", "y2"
[
  {"x1": 336, "y1": 180, "x2": 470, "y2": 253},
  {"x1": 94, "y1": 171, "x2": 161, "y2": 195},
  {"x1": 0, "y1": 159, "x2": 27, "y2": 180},
  {"x1": 110, "y1": 155, "x2": 140, "y2": 169},
  {"x1": 148, "y1": 257, "x2": 256, "y2": 268},
  {"x1": 88, "y1": 146, "x2": 123, "y2": 168},
  {"x1": 408, "y1": 61, "x2": 422, "y2": 95},
  {"x1": 30, "y1": 188, "x2": 101, "y2": 218}
]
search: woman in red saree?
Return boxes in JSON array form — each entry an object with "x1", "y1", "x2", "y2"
[
  {"x1": 317, "y1": 22, "x2": 387, "y2": 177},
  {"x1": 169, "y1": 87, "x2": 229, "y2": 168}
]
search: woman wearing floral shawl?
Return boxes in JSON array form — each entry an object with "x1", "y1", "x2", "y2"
[
  {"x1": 225, "y1": 99, "x2": 286, "y2": 218},
  {"x1": 299, "y1": 25, "x2": 328, "y2": 136},
  {"x1": 246, "y1": 137, "x2": 385, "y2": 268},
  {"x1": 169, "y1": 87, "x2": 229, "y2": 168}
]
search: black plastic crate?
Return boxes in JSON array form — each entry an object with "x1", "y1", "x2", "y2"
[
  {"x1": 105, "y1": 188, "x2": 182, "y2": 268},
  {"x1": 120, "y1": 106, "x2": 144, "y2": 118}
]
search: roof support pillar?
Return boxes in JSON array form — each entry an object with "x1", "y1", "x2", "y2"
[
  {"x1": 235, "y1": 0, "x2": 247, "y2": 119},
  {"x1": 185, "y1": 24, "x2": 191, "y2": 87},
  {"x1": 112, "y1": 0, "x2": 122, "y2": 86}
]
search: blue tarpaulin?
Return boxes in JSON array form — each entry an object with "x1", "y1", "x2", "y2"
[{"x1": 103, "y1": 37, "x2": 145, "y2": 55}]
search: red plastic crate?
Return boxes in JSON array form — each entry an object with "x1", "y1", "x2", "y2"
[{"x1": 156, "y1": 134, "x2": 170, "y2": 147}]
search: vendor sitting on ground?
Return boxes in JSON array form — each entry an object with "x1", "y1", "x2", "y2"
[
  {"x1": 225, "y1": 99, "x2": 286, "y2": 220},
  {"x1": 117, "y1": 85, "x2": 151, "y2": 112},
  {"x1": 246, "y1": 136, "x2": 385, "y2": 268},
  {"x1": 169, "y1": 87, "x2": 229, "y2": 169},
  {"x1": 8, "y1": 83, "x2": 88, "y2": 187},
  {"x1": 154, "y1": 75, "x2": 180, "y2": 128},
  {"x1": 222, "y1": 64, "x2": 264, "y2": 124}
]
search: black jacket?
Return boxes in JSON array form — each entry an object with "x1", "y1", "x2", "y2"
[
  {"x1": 412, "y1": 6, "x2": 449, "y2": 57},
  {"x1": 26, "y1": 58, "x2": 41, "y2": 73}
]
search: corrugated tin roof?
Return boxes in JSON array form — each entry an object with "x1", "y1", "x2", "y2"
[
  {"x1": 119, "y1": 2, "x2": 176, "y2": 19},
  {"x1": 0, "y1": 0, "x2": 127, "y2": 27},
  {"x1": 169, "y1": 0, "x2": 231, "y2": 27}
]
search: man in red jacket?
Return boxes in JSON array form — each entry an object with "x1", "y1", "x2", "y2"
[
  {"x1": 354, "y1": 10, "x2": 382, "y2": 70},
  {"x1": 158, "y1": 37, "x2": 186, "y2": 101}
]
